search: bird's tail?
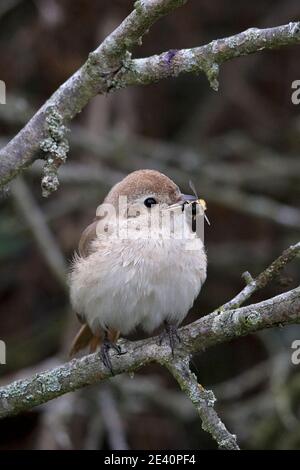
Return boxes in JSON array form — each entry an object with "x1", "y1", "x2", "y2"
[{"x1": 69, "y1": 324, "x2": 120, "y2": 357}]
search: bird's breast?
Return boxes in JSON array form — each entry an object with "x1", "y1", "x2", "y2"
[{"x1": 70, "y1": 235, "x2": 206, "y2": 335}]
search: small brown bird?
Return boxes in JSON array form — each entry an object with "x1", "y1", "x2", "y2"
[{"x1": 69, "y1": 169, "x2": 207, "y2": 371}]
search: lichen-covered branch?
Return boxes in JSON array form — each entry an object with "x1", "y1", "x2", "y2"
[
  {"x1": 117, "y1": 22, "x2": 300, "y2": 91},
  {"x1": 0, "y1": 16, "x2": 300, "y2": 190},
  {"x1": 0, "y1": 242, "x2": 299, "y2": 449}
]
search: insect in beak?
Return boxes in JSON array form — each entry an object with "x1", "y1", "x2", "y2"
[
  {"x1": 180, "y1": 194, "x2": 197, "y2": 232},
  {"x1": 164, "y1": 183, "x2": 210, "y2": 230},
  {"x1": 187, "y1": 180, "x2": 210, "y2": 228},
  {"x1": 181, "y1": 182, "x2": 211, "y2": 230}
]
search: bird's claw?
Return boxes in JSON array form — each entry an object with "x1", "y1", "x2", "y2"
[
  {"x1": 100, "y1": 340, "x2": 124, "y2": 374},
  {"x1": 158, "y1": 323, "x2": 181, "y2": 357}
]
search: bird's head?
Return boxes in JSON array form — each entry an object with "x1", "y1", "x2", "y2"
[
  {"x1": 103, "y1": 169, "x2": 196, "y2": 213},
  {"x1": 94, "y1": 169, "x2": 203, "y2": 241}
]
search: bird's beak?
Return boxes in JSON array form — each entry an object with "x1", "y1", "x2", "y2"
[
  {"x1": 167, "y1": 193, "x2": 210, "y2": 226},
  {"x1": 166, "y1": 194, "x2": 197, "y2": 210},
  {"x1": 165, "y1": 194, "x2": 199, "y2": 212},
  {"x1": 180, "y1": 194, "x2": 198, "y2": 203}
]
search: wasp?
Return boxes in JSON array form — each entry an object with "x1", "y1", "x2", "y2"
[
  {"x1": 165, "y1": 181, "x2": 210, "y2": 232},
  {"x1": 182, "y1": 181, "x2": 210, "y2": 232}
]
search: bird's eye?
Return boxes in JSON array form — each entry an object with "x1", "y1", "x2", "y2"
[{"x1": 144, "y1": 197, "x2": 157, "y2": 208}]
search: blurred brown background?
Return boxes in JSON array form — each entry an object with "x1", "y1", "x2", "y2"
[{"x1": 0, "y1": 0, "x2": 300, "y2": 450}]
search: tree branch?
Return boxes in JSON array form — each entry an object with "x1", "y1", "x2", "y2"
[
  {"x1": 0, "y1": 243, "x2": 299, "y2": 449},
  {"x1": 117, "y1": 22, "x2": 300, "y2": 91},
  {"x1": 0, "y1": 14, "x2": 299, "y2": 190}
]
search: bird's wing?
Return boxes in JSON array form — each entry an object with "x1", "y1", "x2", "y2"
[
  {"x1": 78, "y1": 219, "x2": 98, "y2": 258},
  {"x1": 70, "y1": 215, "x2": 120, "y2": 356}
]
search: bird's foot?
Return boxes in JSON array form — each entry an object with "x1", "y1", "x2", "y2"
[
  {"x1": 100, "y1": 340, "x2": 123, "y2": 374},
  {"x1": 158, "y1": 322, "x2": 181, "y2": 357}
]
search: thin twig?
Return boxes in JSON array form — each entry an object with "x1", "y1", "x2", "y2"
[{"x1": 221, "y1": 242, "x2": 300, "y2": 310}]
